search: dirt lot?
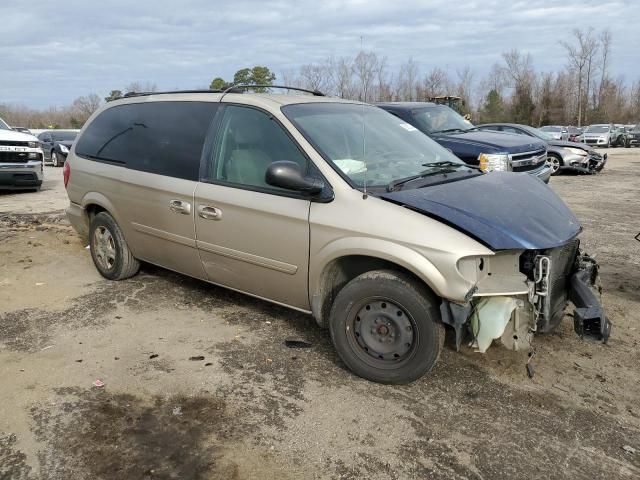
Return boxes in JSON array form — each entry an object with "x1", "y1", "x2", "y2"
[{"x1": 1, "y1": 151, "x2": 639, "y2": 480}]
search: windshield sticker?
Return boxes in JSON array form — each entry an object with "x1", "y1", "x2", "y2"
[{"x1": 399, "y1": 123, "x2": 418, "y2": 132}]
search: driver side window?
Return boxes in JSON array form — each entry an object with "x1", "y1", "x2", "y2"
[{"x1": 212, "y1": 105, "x2": 308, "y2": 191}]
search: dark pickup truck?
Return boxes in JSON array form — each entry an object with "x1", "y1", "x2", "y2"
[{"x1": 377, "y1": 102, "x2": 552, "y2": 183}]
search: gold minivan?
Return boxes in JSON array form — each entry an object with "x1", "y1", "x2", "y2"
[{"x1": 65, "y1": 87, "x2": 610, "y2": 384}]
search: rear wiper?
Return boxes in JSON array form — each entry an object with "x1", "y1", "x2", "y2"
[{"x1": 387, "y1": 162, "x2": 478, "y2": 192}]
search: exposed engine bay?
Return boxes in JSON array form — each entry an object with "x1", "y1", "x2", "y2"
[{"x1": 441, "y1": 239, "x2": 612, "y2": 353}]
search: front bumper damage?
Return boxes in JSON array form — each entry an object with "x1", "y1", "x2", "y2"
[
  {"x1": 560, "y1": 151, "x2": 607, "y2": 174},
  {"x1": 442, "y1": 242, "x2": 611, "y2": 352}
]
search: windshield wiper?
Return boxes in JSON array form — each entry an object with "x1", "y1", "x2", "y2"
[
  {"x1": 432, "y1": 127, "x2": 477, "y2": 134},
  {"x1": 387, "y1": 162, "x2": 478, "y2": 192},
  {"x1": 426, "y1": 160, "x2": 481, "y2": 171}
]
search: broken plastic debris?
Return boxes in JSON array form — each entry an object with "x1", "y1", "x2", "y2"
[
  {"x1": 41, "y1": 345, "x2": 54, "y2": 351},
  {"x1": 85, "y1": 245, "x2": 90, "y2": 249},
  {"x1": 285, "y1": 340, "x2": 313, "y2": 349},
  {"x1": 172, "y1": 406, "x2": 183, "y2": 416},
  {"x1": 35, "y1": 282, "x2": 45, "y2": 286},
  {"x1": 189, "y1": 356, "x2": 205, "y2": 361},
  {"x1": 623, "y1": 445, "x2": 636, "y2": 454},
  {"x1": 149, "y1": 354, "x2": 159, "y2": 359},
  {"x1": 93, "y1": 379, "x2": 105, "y2": 388},
  {"x1": 526, "y1": 363, "x2": 534, "y2": 379}
]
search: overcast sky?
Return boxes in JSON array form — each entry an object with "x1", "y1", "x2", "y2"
[{"x1": 1, "y1": 0, "x2": 638, "y2": 108}]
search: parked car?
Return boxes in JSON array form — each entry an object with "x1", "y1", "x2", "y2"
[
  {"x1": 376, "y1": 102, "x2": 552, "y2": 183},
  {"x1": 625, "y1": 125, "x2": 640, "y2": 147},
  {"x1": 12, "y1": 127, "x2": 33, "y2": 135},
  {"x1": 64, "y1": 89, "x2": 609, "y2": 384},
  {"x1": 579, "y1": 124, "x2": 619, "y2": 147},
  {"x1": 38, "y1": 130, "x2": 79, "y2": 167},
  {"x1": 476, "y1": 123, "x2": 606, "y2": 175},
  {"x1": 566, "y1": 126, "x2": 583, "y2": 142},
  {"x1": 539, "y1": 125, "x2": 567, "y2": 141},
  {"x1": 0, "y1": 116, "x2": 44, "y2": 190}
]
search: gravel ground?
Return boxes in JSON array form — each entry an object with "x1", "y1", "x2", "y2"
[{"x1": 1, "y1": 150, "x2": 639, "y2": 480}]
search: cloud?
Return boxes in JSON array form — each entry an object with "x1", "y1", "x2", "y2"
[{"x1": 0, "y1": 0, "x2": 637, "y2": 107}]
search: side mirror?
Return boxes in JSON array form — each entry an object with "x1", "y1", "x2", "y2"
[{"x1": 265, "y1": 161, "x2": 324, "y2": 195}]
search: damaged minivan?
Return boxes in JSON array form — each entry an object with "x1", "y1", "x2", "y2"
[{"x1": 65, "y1": 88, "x2": 611, "y2": 384}]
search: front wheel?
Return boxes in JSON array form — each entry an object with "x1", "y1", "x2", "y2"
[
  {"x1": 89, "y1": 211, "x2": 140, "y2": 280},
  {"x1": 329, "y1": 270, "x2": 444, "y2": 384},
  {"x1": 548, "y1": 154, "x2": 563, "y2": 175},
  {"x1": 51, "y1": 152, "x2": 60, "y2": 167}
]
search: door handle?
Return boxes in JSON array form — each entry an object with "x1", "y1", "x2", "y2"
[
  {"x1": 169, "y1": 199, "x2": 191, "y2": 215},
  {"x1": 198, "y1": 205, "x2": 222, "y2": 220}
]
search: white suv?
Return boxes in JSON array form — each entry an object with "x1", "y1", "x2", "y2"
[{"x1": 0, "y1": 117, "x2": 44, "y2": 190}]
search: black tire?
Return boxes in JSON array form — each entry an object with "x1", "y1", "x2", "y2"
[
  {"x1": 329, "y1": 269, "x2": 444, "y2": 384},
  {"x1": 89, "y1": 211, "x2": 140, "y2": 280},
  {"x1": 548, "y1": 154, "x2": 563, "y2": 175},
  {"x1": 625, "y1": 139, "x2": 631, "y2": 148},
  {"x1": 51, "y1": 151, "x2": 60, "y2": 167}
]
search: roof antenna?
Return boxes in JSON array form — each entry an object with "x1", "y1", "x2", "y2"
[
  {"x1": 362, "y1": 101, "x2": 368, "y2": 200},
  {"x1": 360, "y1": 35, "x2": 368, "y2": 200}
]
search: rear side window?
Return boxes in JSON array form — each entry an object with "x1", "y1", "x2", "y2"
[{"x1": 75, "y1": 101, "x2": 217, "y2": 180}]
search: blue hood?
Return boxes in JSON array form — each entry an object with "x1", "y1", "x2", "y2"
[
  {"x1": 435, "y1": 130, "x2": 546, "y2": 155},
  {"x1": 380, "y1": 172, "x2": 581, "y2": 250}
]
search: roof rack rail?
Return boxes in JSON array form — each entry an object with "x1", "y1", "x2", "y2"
[
  {"x1": 120, "y1": 85, "x2": 325, "y2": 100},
  {"x1": 221, "y1": 84, "x2": 325, "y2": 97},
  {"x1": 122, "y1": 88, "x2": 246, "y2": 98}
]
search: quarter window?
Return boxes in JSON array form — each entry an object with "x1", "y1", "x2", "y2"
[
  {"x1": 211, "y1": 105, "x2": 307, "y2": 190},
  {"x1": 75, "y1": 101, "x2": 218, "y2": 180}
]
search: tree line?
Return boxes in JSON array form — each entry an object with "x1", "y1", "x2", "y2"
[{"x1": 2, "y1": 27, "x2": 638, "y2": 129}]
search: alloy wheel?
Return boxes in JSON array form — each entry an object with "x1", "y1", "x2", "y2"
[{"x1": 92, "y1": 226, "x2": 116, "y2": 271}]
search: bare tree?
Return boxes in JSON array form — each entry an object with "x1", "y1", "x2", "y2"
[
  {"x1": 561, "y1": 28, "x2": 599, "y2": 126},
  {"x1": 125, "y1": 81, "x2": 158, "y2": 94},
  {"x1": 422, "y1": 67, "x2": 450, "y2": 99},
  {"x1": 455, "y1": 66, "x2": 474, "y2": 109},
  {"x1": 394, "y1": 58, "x2": 419, "y2": 101},
  {"x1": 597, "y1": 29, "x2": 612, "y2": 110},
  {"x1": 352, "y1": 51, "x2": 379, "y2": 102},
  {"x1": 72, "y1": 94, "x2": 101, "y2": 123},
  {"x1": 327, "y1": 56, "x2": 355, "y2": 99},
  {"x1": 299, "y1": 63, "x2": 331, "y2": 93}
]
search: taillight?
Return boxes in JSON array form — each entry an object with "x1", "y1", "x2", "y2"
[{"x1": 63, "y1": 160, "x2": 70, "y2": 188}]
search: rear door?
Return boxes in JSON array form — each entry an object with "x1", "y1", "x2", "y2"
[
  {"x1": 194, "y1": 104, "x2": 312, "y2": 310},
  {"x1": 74, "y1": 100, "x2": 219, "y2": 279}
]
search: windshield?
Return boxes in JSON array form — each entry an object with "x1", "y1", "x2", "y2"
[
  {"x1": 51, "y1": 131, "x2": 78, "y2": 141},
  {"x1": 282, "y1": 103, "x2": 466, "y2": 188},
  {"x1": 585, "y1": 125, "x2": 609, "y2": 133},
  {"x1": 410, "y1": 106, "x2": 473, "y2": 134},
  {"x1": 0, "y1": 118, "x2": 10, "y2": 130}
]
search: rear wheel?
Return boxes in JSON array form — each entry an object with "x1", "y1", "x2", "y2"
[
  {"x1": 51, "y1": 151, "x2": 60, "y2": 167},
  {"x1": 89, "y1": 212, "x2": 140, "y2": 280},
  {"x1": 329, "y1": 270, "x2": 444, "y2": 384},
  {"x1": 548, "y1": 154, "x2": 563, "y2": 175}
]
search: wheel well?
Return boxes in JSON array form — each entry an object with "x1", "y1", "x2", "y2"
[
  {"x1": 85, "y1": 203, "x2": 107, "y2": 220},
  {"x1": 312, "y1": 255, "x2": 432, "y2": 328},
  {"x1": 548, "y1": 152, "x2": 563, "y2": 164}
]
